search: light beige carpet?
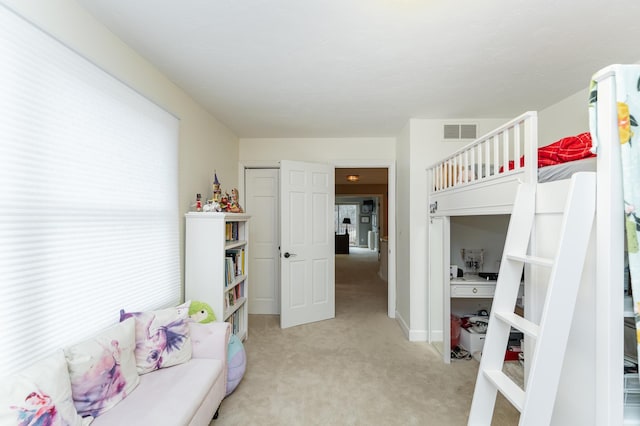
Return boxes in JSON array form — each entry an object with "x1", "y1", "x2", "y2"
[{"x1": 213, "y1": 248, "x2": 519, "y2": 425}]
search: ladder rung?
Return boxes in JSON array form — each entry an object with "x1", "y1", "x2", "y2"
[
  {"x1": 494, "y1": 311, "x2": 539, "y2": 338},
  {"x1": 505, "y1": 253, "x2": 554, "y2": 267},
  {"x1": 483, "y1": 370, "x2": 524, "y2": 412}
]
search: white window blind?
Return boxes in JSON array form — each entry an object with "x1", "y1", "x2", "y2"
[{"x1": 0, "y1": 6, "x2": 181, "y2": 378}]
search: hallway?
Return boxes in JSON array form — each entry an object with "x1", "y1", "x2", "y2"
[{"x1": 335, "y1": 247, "x2": 387, "y2": 317}]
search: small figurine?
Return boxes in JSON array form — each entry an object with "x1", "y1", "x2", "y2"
[
  {"x1": 219, "y1": 192, "x2": 230, "y2": 211},
  {"x1": 212, "y1": 172, "x2": 222, "y2": 203},
  {"x1": 191, "y1": 193, "x2": 203, "y2": 211},
  {"x1": 229, "y1": 188, "x2": 243, "y2": 213}
]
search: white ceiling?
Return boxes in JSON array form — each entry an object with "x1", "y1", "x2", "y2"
[{"x1": 77, "y1": 0, "x2": 640, "y2": 138}]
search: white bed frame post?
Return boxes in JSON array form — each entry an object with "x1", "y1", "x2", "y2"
[
  {"x1": 523, "y1": 113, "x2": 538, "y2": 185},
  {"x1": 593, "y1": 66, "x2": 624, "y2": 426}
]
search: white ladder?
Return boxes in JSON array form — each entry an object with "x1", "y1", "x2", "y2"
[{"x1": 467, "y1": 172, "x2": 596, "y2": 426}]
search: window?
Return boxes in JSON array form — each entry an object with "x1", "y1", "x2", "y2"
[
  {"x1": 0, "y1": 6, "x2": 180, "y2": 377},
  {"x1": 335, "y1": 204, "x2": 357, "y2": 246}
]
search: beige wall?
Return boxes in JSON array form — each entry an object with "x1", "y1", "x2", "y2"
[
  {"x1": 3, "y1": 0, "x2": 239, "y2": 295},
  {"x1": 538, "y1": 88, "x2": 590, "y2": 145},
  {"x1": 239, "y1": 137, "x2": 395, "y2": 163}
]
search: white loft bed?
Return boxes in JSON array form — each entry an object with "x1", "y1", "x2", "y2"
[
  {"x1": 429, "y1": 111, "x2": 538, "y2": 216},
  {"x1": 427, "y1": 65, "x2": 627, "y2": 425}
]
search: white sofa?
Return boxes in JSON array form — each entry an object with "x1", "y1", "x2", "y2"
[
  {"x1": 1, "y1": 311, "x2": 230, "y2": 426},
  {"x1": 91, "y1": 321, "x2": 230, "y2": 425}
]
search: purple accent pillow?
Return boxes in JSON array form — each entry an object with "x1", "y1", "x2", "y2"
[
  {"x1": 0, "y1": 350, "x2": 90, "y2": 425},
  {"x1": 120, "y1": 301, "x2": 192, "y2": 375},
  {"x1": 64, "y1": 318, "x2": 139, "y2": 418}
]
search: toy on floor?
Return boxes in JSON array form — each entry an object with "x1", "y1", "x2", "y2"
[
  {"x1": 225, "y1": 333, "x2": 246, "y2": 396},
  {"x1": 188, "y1": 300, "x2": 216, "y2": 323}
]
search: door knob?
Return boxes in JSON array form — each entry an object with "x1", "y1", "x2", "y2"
[{"x1": 283, "y1": 252, "x2": 297, "y2": 258}]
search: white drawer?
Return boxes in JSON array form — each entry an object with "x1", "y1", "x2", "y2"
[
  {"x1": 451, "y1": 283, "x2": 496, "y2": 298},
  {"x1": 450, "y1": 283, "x2": 524, "y2": 298}
]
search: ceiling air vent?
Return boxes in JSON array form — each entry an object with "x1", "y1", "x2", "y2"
[{"x1": 443, "y1": 124, "x2": 477, "y2": 140}]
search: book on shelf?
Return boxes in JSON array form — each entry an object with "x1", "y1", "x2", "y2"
[
  {"x1": 227, "y1": 313, "x2": 234, "y2": 333},
  {"x1": 224, "y1": 257, "x2": 235, "y2": 286},
  {"x1": 224, "y1": 290, "x2": 232, "y2": 310},
  {"x1": 226, "y1": 248, "x2": 245, "y2": 277},
  {"x1": 226, "y1": 310, "x2": 240, "y2": 335},
  {"x1": 232, "y1": 310, "x2": 240, "y2": 335},
  {"x1": 225, "y1": 222, "x2": 239, "y2": 241}
]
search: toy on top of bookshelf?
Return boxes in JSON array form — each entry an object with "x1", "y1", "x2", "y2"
[
  {"x1": 201, "y1": 172, "x2": 223, "y2": 212},
  {"x1": 229, "y1": 188, "x2": 243, "y2": 213},
  {"x1": 203, "y1": 171, "x2": 243, "y2": 213},
  {"x1": 191, "y1": 193, "x2": 204, "y2": 212},
  {"x1": 220, "y1": 189, "x2": 243, "y2": 213},
  {"x1": 219, "y1": 192, "x2": 230, "y2": 211},
  {"x1": 212, "y1": 172, "x2": 222, "y2": 203}
]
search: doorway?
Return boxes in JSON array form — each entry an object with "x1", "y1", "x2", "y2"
[
  {"x1": 241, "y1": 160, "x2": 396, "y2": 320},
  {"x1": 335, "y1": 167, "x2": 389, "y2": 315}
]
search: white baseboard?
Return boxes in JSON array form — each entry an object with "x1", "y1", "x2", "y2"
[
  {"x1": 395, "y1": 311, "x2": 428, "y2": 342},
  {"x1": 409, "y1": 329, "x2": 428, "y2": 342},
  {"x1": 430, "y1": 330, "x2": 444, "y2": 343},
  {"x1": 395, "y1": 311, "x2": 410, "y2": 339}
]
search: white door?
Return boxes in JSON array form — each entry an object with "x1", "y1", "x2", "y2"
[
  {"x1": 245, "y1": 168, "x2": 280, "y2": 314},
  {"x1": 280, "y1": 160, "x2": 335, "y2": 329}
]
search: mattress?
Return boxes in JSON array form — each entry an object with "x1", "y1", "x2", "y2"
[
  {"x1": 537, "y1": 156, "x2": 596, "y2": 183},
  {"x1": 433, "y1": 157, "x2": 596, "y2": 191}
]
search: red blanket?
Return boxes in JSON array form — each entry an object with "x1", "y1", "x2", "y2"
[{"x1": 502, "y1": 132, "x2": 595, "y2": 171}]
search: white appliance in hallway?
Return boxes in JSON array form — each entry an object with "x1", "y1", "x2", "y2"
[{"x1": 368, "y1": 230, "x2": 378, "y2": 251}]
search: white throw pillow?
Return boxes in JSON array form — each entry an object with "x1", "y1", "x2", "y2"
[
  {"x1": 64, "y1": 317, "x2": 140, "y2": 418},
  {"x1": 119, "y1": 301, "x2": 193, "y2": 375},
  {"x1": 0, "y1": 350, "x2": 90, "y2": 426}
]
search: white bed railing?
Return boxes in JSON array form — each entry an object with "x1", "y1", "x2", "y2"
[{"x1": 428, "y1": 111, "x2": 538, "y2": 194}]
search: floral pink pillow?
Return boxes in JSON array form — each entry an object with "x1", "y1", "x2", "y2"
[
  {"x1": 120, "y1": 301, "x2": 192, "y2": 375},
  {"x1": 0, "y1": 350, "x2": 90, "y2": 426},
  {"x1": 64, "y1": 317, "x2": 139, "y2": 418}
]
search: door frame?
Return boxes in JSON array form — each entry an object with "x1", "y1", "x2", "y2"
[
  {"x1": 241, "y1": 160, "x2": 397, "y2": 319},
  {"x1": 332, "y1": 160, "x2": 395, "y2": 318}
]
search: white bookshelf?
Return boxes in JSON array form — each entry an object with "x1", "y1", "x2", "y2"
[{"x1": 185, "y1": 212, "x2": 250, "y2": 341}]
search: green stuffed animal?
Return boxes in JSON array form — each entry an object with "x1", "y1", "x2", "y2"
[{"x1": 189, "y1": 300, "x2": 216, "y2": 323}]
